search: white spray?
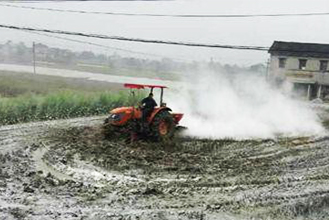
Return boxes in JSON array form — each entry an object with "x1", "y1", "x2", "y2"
[{"x1": 168, "y1": 71, "x2": 325, "y2": 139}]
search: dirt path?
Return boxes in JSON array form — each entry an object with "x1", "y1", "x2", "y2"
[
  {"x1": 1, "y1": 117, "x2": 329, "y2": 219},
  {"x1": 0, "y1": 63, "x2": 182, "y2": 88}
]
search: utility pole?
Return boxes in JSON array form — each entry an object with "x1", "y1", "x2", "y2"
[{"x1": 32, "y1": 42, "x2": 36, "y2": 74}]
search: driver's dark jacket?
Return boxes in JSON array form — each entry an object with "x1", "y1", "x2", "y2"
[{"x1": 141, "y1": 97, "x2": 157, "y2": 109}]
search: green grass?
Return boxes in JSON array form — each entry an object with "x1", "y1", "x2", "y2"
[
  {"x1": 0, "y1": 91, "x2": 144, "y2": 125},
  {"x1": 0, "y1": 71, "x2": 145, "y2": 125}
]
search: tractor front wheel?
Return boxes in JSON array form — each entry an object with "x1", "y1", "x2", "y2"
[{"x1": 150, "y1": 111, "x2": 175, "y2": 141}]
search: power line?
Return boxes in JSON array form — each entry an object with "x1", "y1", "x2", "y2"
[
  {"x1": 1, "y1": 3, "x2": 329, "y2": 18},
  {"x1": 0, "y1": 24, "x2": 269, "y2": 51}
]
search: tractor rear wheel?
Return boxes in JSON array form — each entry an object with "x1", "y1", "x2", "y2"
[{"x1": 150, "y1": 111, "x2": 175, "y2": 141}]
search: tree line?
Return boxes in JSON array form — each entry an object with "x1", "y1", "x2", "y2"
[{"x1": 0, "y1": 41, "x2": 266, "y2": 77}]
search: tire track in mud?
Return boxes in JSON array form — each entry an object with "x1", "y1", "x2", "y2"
[
  {"x1": 143, "y1": 137, "x2": 329, "y2": 218},
  {"x1": 0, "y1": 117, "x2": 108, "y2": 220},
  {"x1": 45, "y1": 128, "x2": 329, "y2": 219},
  {"x1": 1, "y1": 118, "x2": 329, "y2": 219},
  {"x1": 0, "y1": 119, "x2": 98, "y2": 155}
]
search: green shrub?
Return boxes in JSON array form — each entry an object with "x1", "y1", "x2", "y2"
[{"x1": 0, "y1": 91, "x2": 143, "y2": 125}]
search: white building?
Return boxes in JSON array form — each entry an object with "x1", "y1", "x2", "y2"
[{"x1": 268, "y1": 41, "x2": 329, "y2": 100}]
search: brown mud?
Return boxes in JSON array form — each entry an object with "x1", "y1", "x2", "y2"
[{"x1": 1, "y1": 117, "x2": 329, "y2": 219}]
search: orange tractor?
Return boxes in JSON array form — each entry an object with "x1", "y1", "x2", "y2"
[{"x1": 103, "y1": 83, "x2": 184, "y2": 141}]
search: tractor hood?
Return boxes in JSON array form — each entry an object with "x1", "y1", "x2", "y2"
[
  {"x1": 110, "y1": 107, "x2": 134, "y2": 114},
  {"x1": 108, "y1": 107, "x2": 138, "y2": 126}
]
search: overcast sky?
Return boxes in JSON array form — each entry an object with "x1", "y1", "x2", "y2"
[{"x1": 1, "y1": 0, "x2": 329, "y2": 65}]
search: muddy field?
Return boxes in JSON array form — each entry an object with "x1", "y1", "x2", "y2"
[{"x1": 1, "y1": 116, "x2": 329, "y2": 219}]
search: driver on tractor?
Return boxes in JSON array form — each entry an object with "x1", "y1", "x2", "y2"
[{"x1": 141, "y1": 93, "x2": 157, "y2": 124}]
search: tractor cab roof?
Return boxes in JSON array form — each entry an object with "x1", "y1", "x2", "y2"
[{"x1": 124, "y1": 83, "x2": 168, "y2": 89}]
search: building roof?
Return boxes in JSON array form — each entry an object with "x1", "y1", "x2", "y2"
[{"x1": 268, "y1": 41, "x2": 329, "y2": 58}]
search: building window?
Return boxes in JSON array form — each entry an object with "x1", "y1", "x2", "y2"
[
  {"x1": 278, "y1": 58, "x2": 286, "y2": 68},
  {"x1": 320, "y1": 60, "x2": 328, "y2": 71},
  {"x1": 299, "y1": 59, "x2": 307, "y2": 70}
]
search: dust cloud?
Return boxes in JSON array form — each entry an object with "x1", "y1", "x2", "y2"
[{"x1": 169, "y1": 71, "x2": 325, "y2": 139}]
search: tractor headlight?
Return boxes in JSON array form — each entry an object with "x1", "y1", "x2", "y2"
[{"x1": 109, "y1": 113, "x2": 124, "y2": 122}]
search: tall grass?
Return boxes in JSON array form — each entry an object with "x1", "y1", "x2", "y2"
[{"x1": 0, "y1": 91, "x2": 143, "y2": 125}]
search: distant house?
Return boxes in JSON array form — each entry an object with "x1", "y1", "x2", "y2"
[{"x1": 268, "y1": 41, "x2": 329, "y2": 100}]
